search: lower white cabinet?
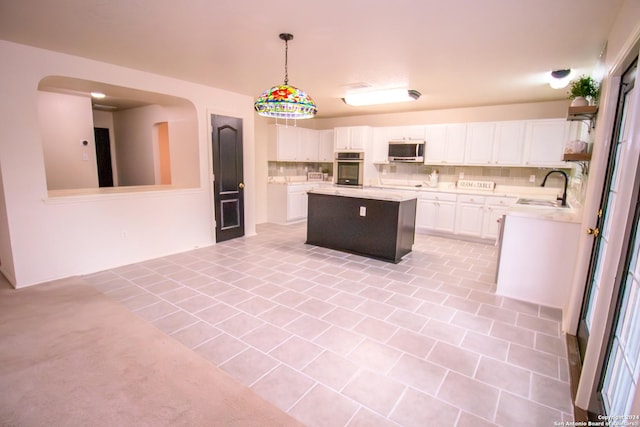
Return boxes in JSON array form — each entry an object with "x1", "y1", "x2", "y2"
[
  {"x1": 483, "y1": 196, "x2": 518, "y2": 239},
  {"x1": 455, "y1": 195, "x2": 517, "y2": 239},
  {"x1": 455, "y1": 195, "x2": 486, "y2": 237},
  {"x1": 267, "y1": 183, "x2": 320, "y2": 224},
  {"x1": 415, "y1": 192, "x2": 516, "y2": 240},
  {"x1": 416, "y1": 192, "x2": 457, "y2": 233}
]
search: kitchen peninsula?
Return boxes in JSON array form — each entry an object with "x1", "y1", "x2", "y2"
[{"x1": 306, "y1": 187, "x2": 417, "y2": 263}]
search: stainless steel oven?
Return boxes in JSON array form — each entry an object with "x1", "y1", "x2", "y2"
[{"x1": 335, "y1": 151, "x2": 364, "y2": 187}]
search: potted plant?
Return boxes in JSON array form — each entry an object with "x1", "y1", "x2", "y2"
[{"x1": 569, "y1": 75, "x2": 600, "y2": 106}]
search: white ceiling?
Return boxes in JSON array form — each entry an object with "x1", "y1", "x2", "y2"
[{"x1": 0, "y1": 0, "x2": 623, "y2": 118}]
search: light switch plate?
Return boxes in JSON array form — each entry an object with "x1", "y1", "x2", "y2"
[{"x1": 359, "y1": 206, "x2": 366, "y2": 216}]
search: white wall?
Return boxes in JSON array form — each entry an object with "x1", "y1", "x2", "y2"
[
  {"x1": 0, "y1": 40, "x2": 256, "y2": 288},
  {"x1": 38, "y1": 91, "x2": 99, "y2": 190},
  {"x1": 114, "y1": 105, "x2": 163, "y2": 186}
]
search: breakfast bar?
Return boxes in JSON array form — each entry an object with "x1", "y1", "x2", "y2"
[{"x1": 306, "y1": 187, "x2": 417, "y2": 263}]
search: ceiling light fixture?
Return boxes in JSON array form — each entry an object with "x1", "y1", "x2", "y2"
[
  {"x1": 342, "y1": 88, "x2": 421, "y2": 106},
  {"x1": 91, "y1": 92, "x2": 106, "y2": 99},
  {"x1": 254, "y1": 33, "x2": 317, "y2": 120},
  {"x1": 549, "y1": 69, "x2": 573, "y2": 89}
]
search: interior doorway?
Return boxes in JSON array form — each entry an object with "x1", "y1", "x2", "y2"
[
  {"x1": 94, "y1": 127, "x2": 114, "y2": 187},
  {"x1": 155, "y1": 122, "x2": 171, "y2": 185}
]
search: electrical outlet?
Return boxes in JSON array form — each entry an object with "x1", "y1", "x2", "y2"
[
  {"x1": 458, "y1": 172, "x2": 464, "y2": 180},
  {"x1": 359, "y1": 206, "x2": 366, "y2": 216},
  {"x1": 529, "y1": 174, "x2": 536, "y2": 183}
]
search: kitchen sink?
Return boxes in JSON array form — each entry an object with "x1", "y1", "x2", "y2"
[{"x1": 516, "y1": 198, "x2": 569, "y2": 208}]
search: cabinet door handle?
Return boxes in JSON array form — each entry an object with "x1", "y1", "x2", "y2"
[
  {"x1": 238, "y1": 182, "x2": 245, "y2": 189},
  {"x1": 587, "y1": 227, "x2": 600, "y2": 237}
]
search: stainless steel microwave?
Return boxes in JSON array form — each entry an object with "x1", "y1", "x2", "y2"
[{"x1": 388, "y1": 140, "x2": 425, "y2": 162}]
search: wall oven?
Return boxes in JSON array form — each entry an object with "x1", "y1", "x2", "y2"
[{"x1": 335, "y1": 151, "x2": 364, "y2": 187}]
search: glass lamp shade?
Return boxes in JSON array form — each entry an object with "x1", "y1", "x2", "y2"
[{"x1": 254, "y1": 84, "x2": 317, "y2": 119}]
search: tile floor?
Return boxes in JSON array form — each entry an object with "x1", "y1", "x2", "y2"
[{"x1": 84, "y1": 223, "x2": 574, "y2": 427}]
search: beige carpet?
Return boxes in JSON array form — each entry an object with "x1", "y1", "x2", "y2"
[{"x1": 0, "y1": 276, "x2": 303, "y2": 427}]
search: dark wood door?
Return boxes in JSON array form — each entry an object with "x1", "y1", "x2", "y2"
[
  {"x1": 211, "y1": 115, "x2": 244, "y2": 242},
  {"x1": 94, "y1": 127, "x2": 114, "y2": 187}
]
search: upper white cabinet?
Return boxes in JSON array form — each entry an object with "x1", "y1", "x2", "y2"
[
  {"x1": 297, "y1": 127, "x2": 319, "y2": 162},
  {"x1": 267, "y1": 125, "x2": 299, "y2": 161},
  {"x1": 465, "y1": 121, "x2": 526, "y2": 166},
  {"x1": 386, "y1": 125, "x2": 426, "y2": 141},
  {"x1": 465, "y1": 123, "x2": 496, "y2": 165},
  {"x1": 524, "y1": 119, "x2": 569, "y2": 166},
  {"x1": 372, "y1": 127, "x2": 391, "y2": 163},
  {"x1": 334, "y1": 126, "x2": 372, "y2": 151},
  {"x1": 493, "y1": 121, "x2": 526, "y2": 165},
  {"x1": 424, "y1": 124, "x2": 466, "y2": 164},
  {"x1": 267, "y1": 125, "x2": 335, "y2": 162},
  {"x1": 318, "y1": 130, "x2": 334, "y2": 162}
]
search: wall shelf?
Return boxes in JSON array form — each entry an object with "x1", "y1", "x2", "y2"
[
  {"x1": 563, "y1": 153, "x2": 592, "y2": 161},
  {"x1": 567, "y1": 105, "x2": 598, "y2": 131}
]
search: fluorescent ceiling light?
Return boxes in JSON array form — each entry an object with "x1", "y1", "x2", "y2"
[
  {"x1": 343, "y1": 88, "x2": 421, "y2": 106},
  {"x1": 91, "y1": 92, "x2": 106, "y2": 99},
  {"x1": 549, "y1": 69, "x2": 574, "y2": 89}
]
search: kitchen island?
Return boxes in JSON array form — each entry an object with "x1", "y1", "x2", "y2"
[{"x1": 306, "y1": 187, "x2": 417, "y2": 263}]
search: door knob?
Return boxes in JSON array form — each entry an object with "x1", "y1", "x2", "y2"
[
  {"x1": 587, "y1": 227, "x2": 600, "y2": 237},
  {"x1": 238, "y1": 182, "x2": 245, "y2": 189}
]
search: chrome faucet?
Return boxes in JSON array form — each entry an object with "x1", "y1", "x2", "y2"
[{"x1": 541, "y1": 170, "x2": 568, "y2": 206}]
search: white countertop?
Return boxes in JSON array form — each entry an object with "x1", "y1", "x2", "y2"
[
  {"x1": 372, "y1": 182, "x2": 583, "y2": 223},
  {"x1": 269, "y1": 178, "x2": 583, "y2": 223},
  {"x1": 308, "y1": 186, "x2": 417, "y2": 202}
]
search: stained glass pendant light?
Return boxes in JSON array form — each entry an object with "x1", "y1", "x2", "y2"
[{"x1": 254, "y1": 33, "x2": 317, "y2": 119}]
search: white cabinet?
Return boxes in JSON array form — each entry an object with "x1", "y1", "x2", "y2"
[
  {"x1": 524, "y1": 119, "x2": 569, "y2": 166},
  {"x1": 318, "y1": 130, "x2": 334, "y2": 162},
  {"x1": 455, "y1": 194, "x2": 486, "y2": 237},
  {"x1": 424, "y1": 124, "x2": 467, "y2": 164},
  {"x1": 287, "y1": 188, "x2": 309, "y2": 220},
  {"x1": 465, "y1": 121, "x2": 526, "y2": 166},
  {"x1": 416, "y1": 192, "x2": 457, "y2": 233},
  {"x1": 268, "y1": 125, "x2": 299, "y2": 161},
  {"x1": 493, "y1": 121, "x2": 526, "y2": 165},
  {"x1": 268, "y1": 125, "x2": 326, "y2": 162},
  {"x1": 334, "y1": 126, "x2": 372, "y2": 151},
  {"x1": 455, "y1": 195, "x2": 517, "y2": 239},
  {"x1": 386, "y1": 125, "x2": 425, "y2": 141},
  {"x1": 267, "y1": 183, "x2": 319, "y2": 224},
  {"x1": 483, "y1": 196, "x2": 517, "y2": 239},
  {"x1": 297, "y1": 127, "x2": 319, "y2": 162},
  {"x1": 465, "y1": 123, "x2": 496, "y2": 165}
]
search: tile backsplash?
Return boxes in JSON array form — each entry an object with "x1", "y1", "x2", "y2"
[
  {"x1": 268, "y1": 161, "x2": 333, "y2": 177},
  {"x1": 379, "y1": 163, "x2": 571, "y2": 186}
]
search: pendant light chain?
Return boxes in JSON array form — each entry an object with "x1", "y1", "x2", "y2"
[{"x1": 283, "y1": 37, "x2": 289, "y2": 85}]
